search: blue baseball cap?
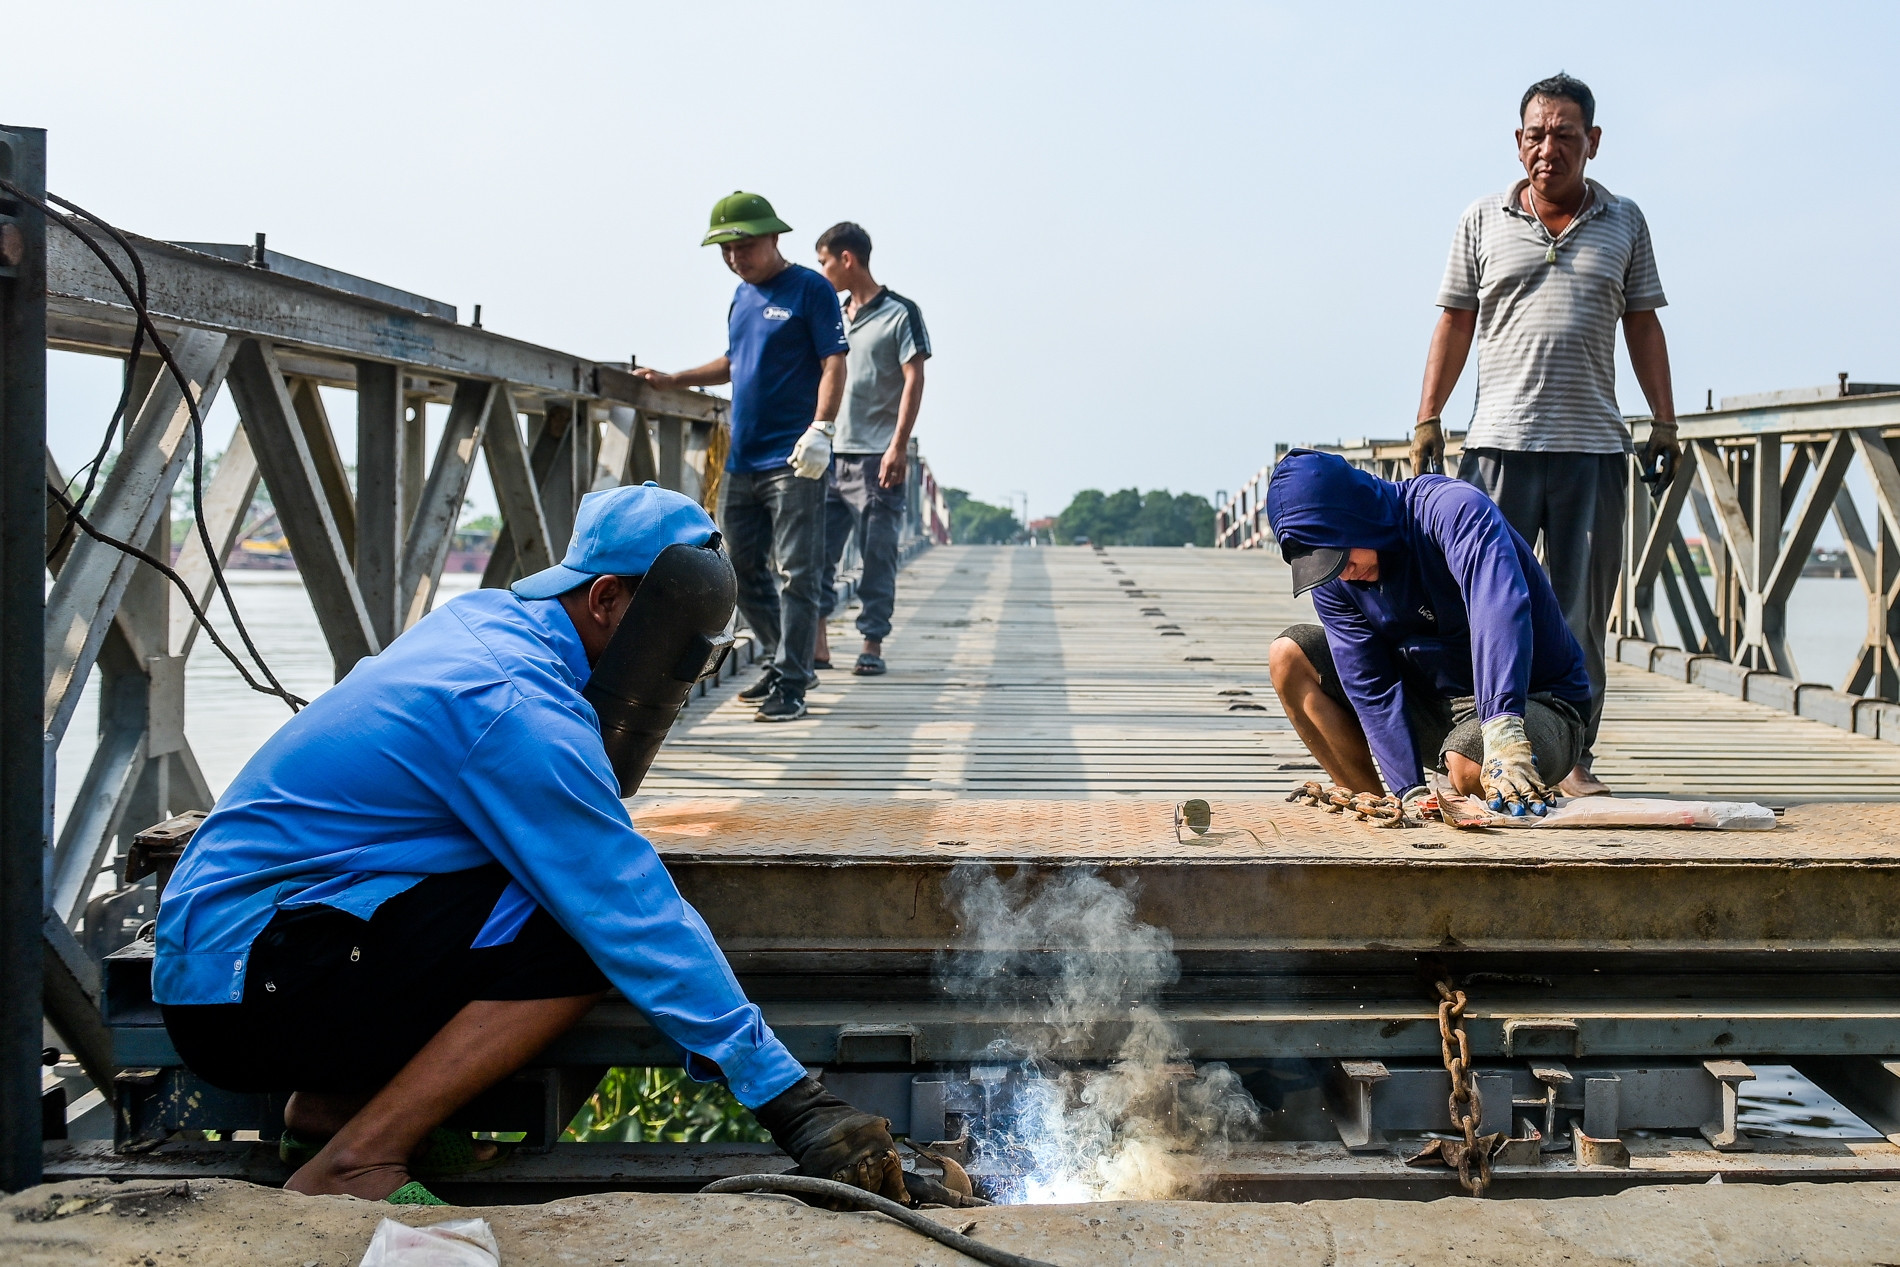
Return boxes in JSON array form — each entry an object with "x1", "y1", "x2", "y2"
[{"x1": 511, "y1": 482, "x2": 717, "y2": 600}]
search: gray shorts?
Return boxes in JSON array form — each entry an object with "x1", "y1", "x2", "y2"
[{"x1": 1279, "y1": 623, "x2": 1584, "y2": 780}]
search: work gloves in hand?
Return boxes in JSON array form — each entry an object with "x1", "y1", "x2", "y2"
[
  {"x1": 1410, "y1": 418, "x2": 1445, "y2": 477},
  {"x1": 1638, "y1": 420, "x2": 1681, "y2": 497},
  {"x1": 754, "y1": 1076, "x2": 908, "y2": 1205},
  {"x1": 1479, "y1": 714, "x2": 1553, "y2": 816},
  {"x1": 789, "y1": 422, "x2": 835, "y2": 480}
]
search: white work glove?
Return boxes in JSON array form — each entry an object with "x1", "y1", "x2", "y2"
[
  {"x1": 789, "y1": 422, "x2": 834, "y2": 480},
  {"x1": 1479, "y1": 714, "x2": 1554, "y2": 817}
]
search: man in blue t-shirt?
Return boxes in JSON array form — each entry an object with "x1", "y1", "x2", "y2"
[{"x1": 635, "y1": 191, "x2": 848, "y2": 721}]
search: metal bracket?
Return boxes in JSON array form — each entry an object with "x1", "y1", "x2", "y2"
[
  {"x1": 1528, "y1": 1061, "x2": 1574, "y2": 1152},
  {"x1": 836, "y1": 1024, "x2": 919, "y2": 1065},
  {"x1": 1502, "y1": 1017, "x2": 1581, "y2": 1058},
  {"x1": 1328, "y1": 1059, "x2": 1390, "y2": 1151},
  {"x1": 1494, "y1": 1118, "x2": 1545, "y2": 1167},
  {"x1": 1572, "y1": 1127, "x2": 1631, "y2": 1168},
  {"x1": 1700, "y1": 1059, "x2": 1755, "y2": 1151},
  {"x1": 1573, "y1": 1074, "x2": 1630, "y2": 1167}
]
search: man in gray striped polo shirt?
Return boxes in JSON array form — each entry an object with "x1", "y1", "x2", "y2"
[
  {"x1": 1411, "y1": 73, "x2": 1679, "y2": 797},
  {"x1": 813, "y1": 221, "x2": 931, "y2": 676}
]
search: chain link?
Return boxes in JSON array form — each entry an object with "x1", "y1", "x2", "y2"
[
  {"x1": 1284, "y1": 781, "x2": 1404, "y2": 827},
  {"x1": 1435, "y1": 978, "x2": 1492, "y2": 1196}
]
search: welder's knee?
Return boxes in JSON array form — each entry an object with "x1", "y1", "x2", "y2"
[
  {"x1": 1445, "y1": 751, "x2": 1483, "y2": 797},
  {"x1": 1268, "y1": 636, "x2": 1314, "y2": 690}
]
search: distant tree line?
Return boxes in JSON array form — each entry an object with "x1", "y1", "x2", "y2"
[
  {"x1": 1053, "y1": 488, "x2": 1215, "y2": 547},
  {"x1": 943, "y1": 488, "x2": 1023, "y2": 544}
]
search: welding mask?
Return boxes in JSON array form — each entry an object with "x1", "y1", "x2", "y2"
[{"x1": 582, "y1": 536, "x2": 737, "y2": 797}]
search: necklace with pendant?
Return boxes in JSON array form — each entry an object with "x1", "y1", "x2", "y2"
[{"x1": 1526, "y1": 184, "x2": 1590, "y2": 263}]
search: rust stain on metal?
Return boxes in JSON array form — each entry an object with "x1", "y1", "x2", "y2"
[{"x1": 629, "y1": 797, "x2": 1900, "y2": 866}]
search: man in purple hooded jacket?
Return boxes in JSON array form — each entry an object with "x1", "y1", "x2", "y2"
[{"x1": 1264, "y1": 450, "x2": 1592, "y2": 814}]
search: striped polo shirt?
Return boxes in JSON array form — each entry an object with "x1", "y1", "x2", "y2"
[
  {"x1": 835, "y1": 287, "x2": 932, "y2": 455},
  {"x1": 1437, "y1": 178, "x2": 1666, "y2": 454}
]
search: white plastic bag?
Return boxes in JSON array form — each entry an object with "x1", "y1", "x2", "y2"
[
  {"x1": 1535, "y1": 797, "x2": 1776, "y2": 831},
  {"x1": 358, "y1": 1218, "x2": 500, "y2": 1267}
]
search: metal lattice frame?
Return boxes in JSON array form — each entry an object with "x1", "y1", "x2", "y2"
[{"x1": 36, "y1": 227, "x2": 745, "y2": 1080}]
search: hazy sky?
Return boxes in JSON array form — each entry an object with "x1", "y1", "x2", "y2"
[{"x1": 11, "y1": 1, "x2": 1900, "y2": 521}]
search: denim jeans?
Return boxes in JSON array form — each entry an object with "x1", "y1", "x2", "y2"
[
  {"x1": 820, "y1": 454, "x2": 906, "y2": 642},
  {"x1": 718, "y1": 465, "x2": 827, "y2": 691}
]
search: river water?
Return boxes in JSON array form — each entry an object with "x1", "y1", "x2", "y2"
[{"x1": 50, "y1": 566, "x2": 1887, "y2": 1139}]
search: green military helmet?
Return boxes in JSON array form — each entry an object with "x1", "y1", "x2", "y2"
[{"x1": 701, "y1": 191, "x2": 793, "y2": 246}]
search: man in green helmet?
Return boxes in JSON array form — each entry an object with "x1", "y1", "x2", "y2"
[{"x1": 635, "y1": 192, "x2": 849, "y2": 722}]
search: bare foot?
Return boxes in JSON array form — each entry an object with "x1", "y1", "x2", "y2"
[
  {"x1": 1559, "y1": 764, "x2": 1612, "y2": 798},
  {"x1": 862, "y1": 639, "x2": 882, "y2": 658},
  {"x1": 284, "y1": 1149, "x2": 413, "y2": 1200}
]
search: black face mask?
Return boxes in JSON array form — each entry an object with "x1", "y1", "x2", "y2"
[{"x1": 582, "y1": 537, "x2": 736, "y2": 797}]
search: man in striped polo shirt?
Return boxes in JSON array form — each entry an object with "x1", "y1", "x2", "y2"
[
  {"x1": 1410, "y1": 73, "x2": 1679, "y2": 797},
  {"x1": 813, "y1": 221, "x2": 931, "y2": 677}
]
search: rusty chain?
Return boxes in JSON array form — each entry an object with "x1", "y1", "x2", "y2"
[
  {"x1": 1428, "y1": 978, "x2": 1495, "y2": 1195},
  {"x1": 1284, "y1": 781, "x2": 1404, "y2": 828}
]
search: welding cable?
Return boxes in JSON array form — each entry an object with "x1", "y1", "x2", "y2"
[
  {"x1": 2, "y1": 178, "x2": 303, "y2": 711},
  {"x1": 43, "y1": 190, "x2": 149, "y2": 558},
  {"x1": 45, "y1": 480, "x2": 308, "y2": 709},
  {"x1": 18, "y1": 185, "x2": 298, "y2": 710},
  {"x1": 700, "y1": 1175, "x2": 1061, "y2": 1267}
]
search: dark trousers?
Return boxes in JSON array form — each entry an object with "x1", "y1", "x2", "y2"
[
  {"x1": 719, "y1": 465, "x2": 826, "y2": 691},
  {"x1": 1458, "y1": 449, "x2": 1627, "y2": 765},
  {"x1": 820, "y1": 454, "x2": 906, "y2": 642},
  {"x1": 162, "y1": 867, "x2": 605, "y2": 1094}
]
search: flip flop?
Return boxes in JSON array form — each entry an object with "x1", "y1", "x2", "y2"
[
  {"x1": 411, "y1": 1130, "x2": 513, "y2": 1179},
  {"x1": 384, "y1": 1180, "x2": 447, "y2": 1206},
  {"x1": 813, "y1": 657, "x2": 833, "y2": 670},
  {"x1": 854, "y1": 653, "x2": 886, "y2": 676},
  {"x1": 278, "y1": 1128, "x2": 324, "y2": 1169},
  {"x1": 279, "y1": 1126, "x2": 511, "y2": 1178}
]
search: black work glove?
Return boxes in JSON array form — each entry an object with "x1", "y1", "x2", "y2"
[
  {"x1": 754, "y1": 1077, "x2": 908, "y2": 1205},
  {"x1": 1639, "y1": 421, "x2": 1681, "y2": 498}
]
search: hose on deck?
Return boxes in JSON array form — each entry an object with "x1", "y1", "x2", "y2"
[{"x1": 699, "y1": 1174, "x2": 1061, "y2": 1267}]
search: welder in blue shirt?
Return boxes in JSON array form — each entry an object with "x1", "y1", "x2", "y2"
[
  {"x1": 1264, "y1": 450, "x2": 1593, "y2": 814},
  {"x1": 154, "y1": 485, "x2": 905, "y2": 1206}
]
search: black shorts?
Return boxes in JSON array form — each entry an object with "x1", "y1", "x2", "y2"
[
  {"x1": 162, "y1": 865, "x2": 608, "y2": 1094},
  {"x1": 1278, "y1": 623, "x2": 1585, "y2": 783}
]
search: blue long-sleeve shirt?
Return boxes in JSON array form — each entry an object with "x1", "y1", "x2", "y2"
[
  {"x1": 1268, "y1": 455, "x2": 1590, "y2": 792},
  {"x1": 154, "y1": 589, "x2": 805, "y2": 1108}
]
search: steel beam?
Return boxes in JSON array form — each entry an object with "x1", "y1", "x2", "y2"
[
  {"x1": 43, "y1": 328, "x2": 232, "y2": 745},
  {"x1": 0, "y1": 122, "x2": 48, "y2": 1193},
  {"x1": 49, "y1": 232, "x2": 610, "y2": 400},
  {"x1": 354, "y1": 360, "x2": 406, "y2": 645},
  {"x1": 398, "y1": 379, "x2": 492, "y2": 629},
  {"x1": 288, "y1": 377, "x2": 354, "y2": 561},
  {"x1": 483, "y1": 386, "x2": 553, "y2": 579},
  {"x1": 228, "y1": 340, "x2": 379, "y2": 675},
  {"x1": 167, "y1": 422, "x2": 260, "y2": 658}
]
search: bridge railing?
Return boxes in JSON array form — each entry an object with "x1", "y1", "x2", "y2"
[
  {"x1": 38, "y1": 223, "x2": 947, "y2": 985},
  {"x1": 1216, "y1": 391, "x2": 1900, "y2": 703}
]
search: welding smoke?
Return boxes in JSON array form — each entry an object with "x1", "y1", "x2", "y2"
[{"x1": 936, "y1": 865, "x2": 1261, "y2": 1203}]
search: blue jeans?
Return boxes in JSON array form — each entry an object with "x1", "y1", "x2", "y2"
[
  {"x1": 820, "y1": 454, "x2": 905, "y2": 642},
  {"x1": 718, "y1": 465, "x2": 826, "y2": 691}
]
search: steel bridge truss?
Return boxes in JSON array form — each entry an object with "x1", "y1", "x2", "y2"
[{"x1": 36, "y1": 224, "x2": 748, "y2": 1098}]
